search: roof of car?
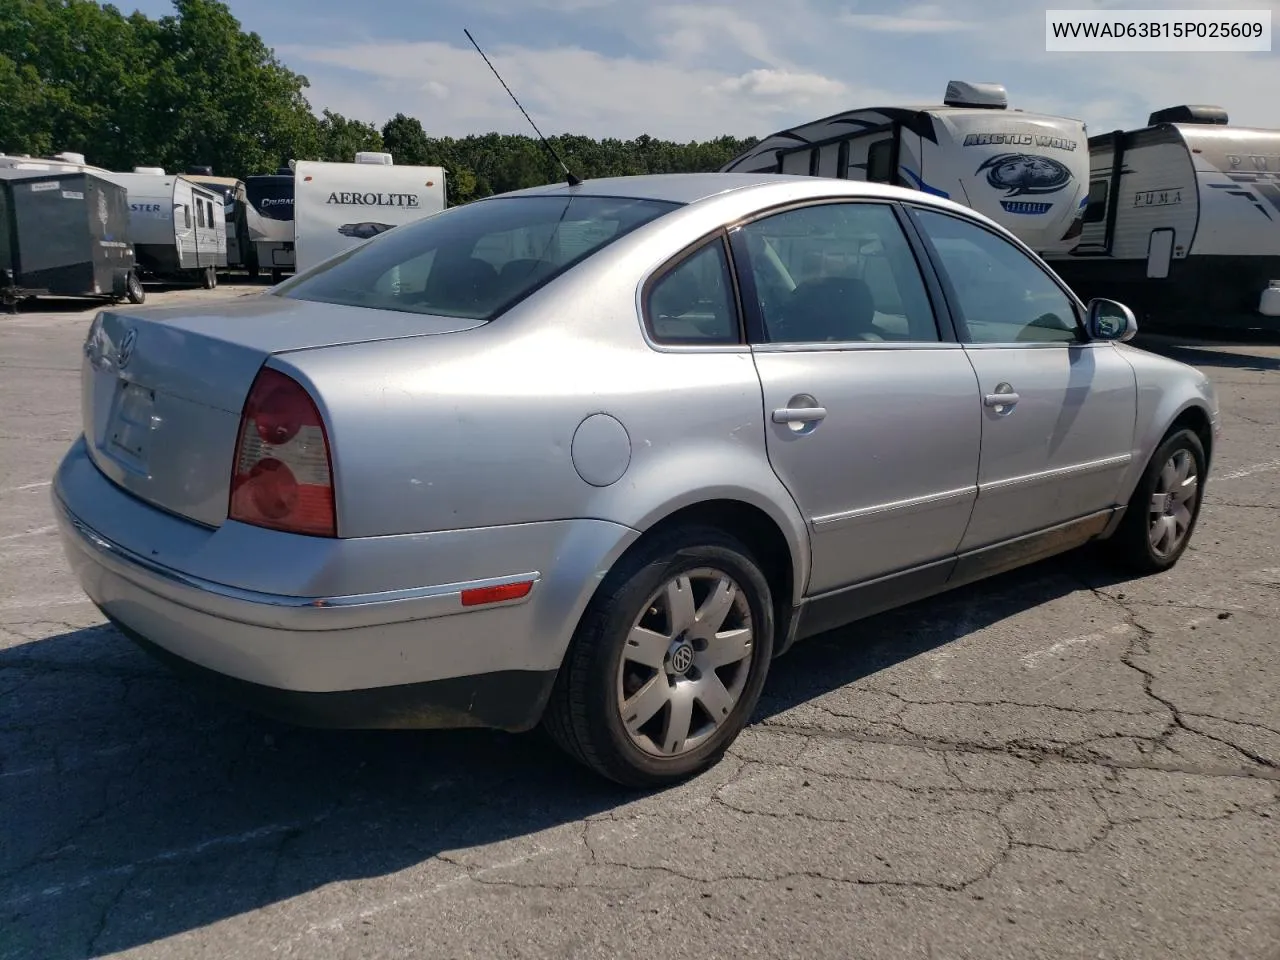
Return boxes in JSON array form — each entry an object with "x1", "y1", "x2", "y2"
[{"x1": 490, "y1": 172, "x2": 914, "y2": 207}]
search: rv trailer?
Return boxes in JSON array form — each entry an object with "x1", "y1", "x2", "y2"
[
  {"x1": 0, "y1": 167, "x2": 143, "y2": 311},
  {"x1": 100, "y1": 168, "x2": 228, "y2": 288},
  {"x1": 292, "y1": 152, "x2": 447, "y2": 274},
  {"x1": 184, "y1": 168, "x2": 258, "y2": 276},
  {"x1": 719, "y1": 81, "x2": 1091, "y2": 257},
  {"x1": 244, "y1": 168, "x2": 296, "y2": 283},
  {"x1": 1042, "y1": 105, "x2": 1280, "y2": 332},
  {"x1": 0, "y1": 152, "x2": 110, "y2": 176}
]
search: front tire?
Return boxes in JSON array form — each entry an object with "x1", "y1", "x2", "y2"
[
  {"x1": 543, "y1": 526, "x2": 775, "y2": 788},
  {"x1": 1110, "y1": 427, "x2": 1206, "y2": 574}
]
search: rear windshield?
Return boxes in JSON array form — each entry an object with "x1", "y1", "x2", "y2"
[{"x1": 273, "y1": 194, "x2": 681, "y2": 320}]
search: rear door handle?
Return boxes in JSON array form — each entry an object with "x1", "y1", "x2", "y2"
[{"x1": 773, "y1": 406, "x2": 827, "y2": 424}]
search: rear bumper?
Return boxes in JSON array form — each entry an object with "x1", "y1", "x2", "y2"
[
  {"x1": 53, "y1": 436, "x2": 639, "y2": 731},
  {"x1": 110, "y1": 616, "x2": 557, "y2": 731}
]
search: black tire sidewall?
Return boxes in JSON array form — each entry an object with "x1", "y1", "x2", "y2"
[
  {"x1": 1123, "y1": 428, "x2": 1206, "y2": 571},
  {"x1": 577, "y1": 530, "x2": 775, "y2": 785}
]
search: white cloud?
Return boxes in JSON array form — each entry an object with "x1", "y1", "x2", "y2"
[
  {"x1": 279, "y1": 28, "x2": 877, "y2": 140},
  {"x1": 652, "y1": 5, "x2": 787, "y2": 67},
  {"x1": 840, "y1": 3, "x2": 976, "y2": 33},
  {"x1": 713, "y1": 69, "x2": 848, "y2": 100}
]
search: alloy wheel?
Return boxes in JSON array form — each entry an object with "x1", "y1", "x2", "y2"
[
  {"x1": 615, "y1": 567, "x2": 755, "y2": 758},
  {"x1": 1148, "y1": 448, "x2": 1199, "y2": 559}
]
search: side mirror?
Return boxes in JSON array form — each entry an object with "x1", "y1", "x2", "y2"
[{"x1": 1087, "y1": 298, "x2": 1138, "y2": 342}]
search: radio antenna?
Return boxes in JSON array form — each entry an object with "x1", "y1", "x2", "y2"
[{"x1": 464, "y1": 28, "x2": 581, "y2": 187}]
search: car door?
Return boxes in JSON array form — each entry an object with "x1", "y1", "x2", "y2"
[
  {"x1": 906, "y1": 205, "x2": 1138, "y2": 553},
  {"x1": 730, "y1": 199, "x2": 984, "y2": 597}
]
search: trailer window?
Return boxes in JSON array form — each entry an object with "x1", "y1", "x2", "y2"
[
  {"x1": 274, "y1": 194, "x2": 680, "y2": 321},
  {"x1": 1083, "y1": 179, "x2": 1108, "y2": 223},
  {"x1": 867, "y1": 140, "x2": 894, "y2": 183}
]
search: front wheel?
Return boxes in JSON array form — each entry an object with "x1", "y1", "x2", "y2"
[
  {"x1": 543, "y1": 526, "x2": 775, "y2": 788},
  {"x1": 1110, "y1": 427, "x2": 1206, "y2": 574}
]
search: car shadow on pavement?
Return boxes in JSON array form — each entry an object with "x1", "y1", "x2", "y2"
[
  {"x1": 1133, "y1": 336, "x2": 1280, "y2": 372},
  {"x1": 0, "y1": 551, "x2": 1123, "y2": 958}
]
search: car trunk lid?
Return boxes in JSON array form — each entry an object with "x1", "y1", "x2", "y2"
[{"x1": 82, "y1": 294, "x2": 483, "y2": 528}]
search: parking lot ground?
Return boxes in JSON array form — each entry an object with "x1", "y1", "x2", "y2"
[{"x1": 2, "y1": 287, "x2": 1279, "y2": 960}]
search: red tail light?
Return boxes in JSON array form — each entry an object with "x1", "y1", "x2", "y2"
[{"x1": 229, "y1": 367, "x2": 336, "y2": 537}]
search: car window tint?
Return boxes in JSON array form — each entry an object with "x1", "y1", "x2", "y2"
[
  {"x1": 647, "y1": 240, "x2": 739, "y2": 345},
  {"x1": 911, "y1": 208, "x2": 1081, "y2": 344},
  {"x1": 738, "y1": 202, "x2": 940, "y2": 344},
  {"x1": 275, "y1": 195, "x2": 680, "y2": 321}
]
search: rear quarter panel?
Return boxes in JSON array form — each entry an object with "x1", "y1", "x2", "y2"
[{"x1": 274, "y1": 192, "x2": 820, "y2": 603}]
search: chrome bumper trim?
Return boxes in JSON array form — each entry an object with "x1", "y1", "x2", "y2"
[{"x1": 54, "y1": 493, "x2": 539, "y2": 632}]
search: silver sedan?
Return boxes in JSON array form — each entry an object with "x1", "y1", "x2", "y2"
[{"x1": 54, "y1": 172, "x2": 1220, "y2": 787}]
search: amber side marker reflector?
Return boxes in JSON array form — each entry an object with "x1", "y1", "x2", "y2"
[{"x1": 460, "y1": 581, "x2": 534, "y2": 607}]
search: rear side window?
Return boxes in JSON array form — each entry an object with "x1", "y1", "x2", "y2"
[
  {"x1": 646, "y1": 238, "x2": 740, "y2": 345},
  {"x1": 276, "y1": 195, "x2": 680, "y2": 320}
]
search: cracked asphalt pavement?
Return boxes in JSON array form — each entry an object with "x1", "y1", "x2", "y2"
[{"x1": 2, "y1": 286, "x2": 1279, "y2": 959}]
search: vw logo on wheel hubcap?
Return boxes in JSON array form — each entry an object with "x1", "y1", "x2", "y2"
[{"x1": 668, "y1": 640, "x2": 695, "y2": 676}]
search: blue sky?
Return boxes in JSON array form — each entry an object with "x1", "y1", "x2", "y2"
[{"x1": 124, "y1": 0, "x2": 1278, "y2": 141}]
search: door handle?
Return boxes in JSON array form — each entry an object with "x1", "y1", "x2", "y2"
[
  {"x1": 773, "y1": 406, "x2": 827, "y2": 424},
  {"x1": 983, "y1": 392, "x2": 1020, "y2": 407}
]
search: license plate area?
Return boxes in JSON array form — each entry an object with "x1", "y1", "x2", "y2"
[{"x1": 105, "y1": 380, "x2": 156, "y2": 473}]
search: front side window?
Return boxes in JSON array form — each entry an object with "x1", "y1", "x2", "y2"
[
  {"x1": 910, "y1": 208, "x2": 1082, "y2": 344},
  {"x1": 737, "y1": 201, "x2": 940, "y2": 344},
  {"x1": 646, "y1": 238, "x2": 739, "y2": 345},
  {"x1": 275, "y1": 194, "x2": 679, "y2": 320}
]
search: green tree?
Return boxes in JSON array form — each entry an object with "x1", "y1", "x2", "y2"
[
  {"x1": 314, "y1": 109, "x2": 383, "y2": 162},
  {"x1": 0, "y1": 0, "x2": 762, "y2": 192},
  {"x1": 381, "y1": 112, "x2": 430, "y2": 165},
  {"x1": 0, "y1": 0, "x2": 319, "y2": 174}
]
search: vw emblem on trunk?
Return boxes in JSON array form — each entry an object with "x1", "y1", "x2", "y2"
[
  {"x1": 116, "y1": 328, "x2": 137, "y2": 368},
  {"x1": 977, "y1": 153, "x2": 1073, "y2": 197}
]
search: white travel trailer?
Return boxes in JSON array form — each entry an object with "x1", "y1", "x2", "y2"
[
  {"x1": 720, "y1": 81, "x2": 1091, "y2": 257},
  {"x1": 101, "y1": 169, "x2": 228, "y2": 288},
  {"x1": 0, "y1": 151, "x2": 113, "y2": 177},
  {"x1": 1042, "y1": 105, "x2": 1280, "y2": 332},
  {"x1": 185, "y1": 168, "x2": 256, "y2": 275},
  {"x1": 292, "y1": 152, "x2": 447, "y2": 274},
  {"x1": 245, "y1": 167, "x2": 296, "y2": 284}
]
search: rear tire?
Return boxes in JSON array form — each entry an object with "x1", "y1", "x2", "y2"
[
  {"x1": 542, "y1": 525, "x2": 775, "y2": 788},
  {"x1": 200, "y1": 265, "x2": 217, "y2": 290},
  {"x1": 1109, "y1": 427, "x2": 1206, "y2": 575}
]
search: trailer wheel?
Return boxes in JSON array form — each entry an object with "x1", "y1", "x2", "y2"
[
  {"x1": 126, "y1": 271, "x2": 145, "y2": 305},
  {"x1": 271, "y1": 268, "x2": 283, "y2": 284},
  {"x1": 200, "y1": 266, "x2": 217, "y2": 290}
]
